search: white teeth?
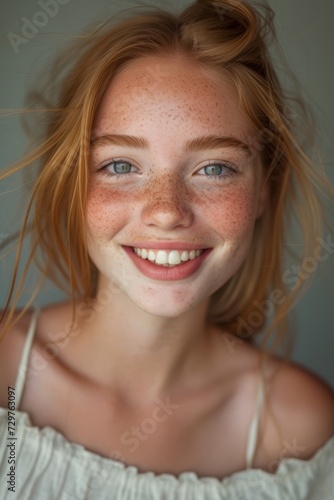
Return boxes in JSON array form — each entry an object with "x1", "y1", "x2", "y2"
[
  {"x1": 181, "y1": 251, "x2": 189, "y2": 262},
  {"x1": 155, "y1": 250, "x2": 168, "y2": 265},
  {"x1": 168, "y1": 250, "x2": 181, "y2": 265},
  {"x1": 148, "y1": 250, "x2": 156, "y2": 262},
  {"x1": 133, "y1": 247, "x2": 204, "y2": 267}
]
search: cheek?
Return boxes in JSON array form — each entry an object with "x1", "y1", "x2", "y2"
[
  {"x1": 196, "y1": 184, "x2": 258, "y2": 239},
  {"x1": 86, "y1": 185, "x2": 129, "y2": 238},
  {"x1": 86, "y1": 179, "x2": 259, "y2": 243}
]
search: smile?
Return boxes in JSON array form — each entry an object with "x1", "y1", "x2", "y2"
[
  {"x1": 132, "y1": 247, "x2": 204, "y2": 267},
  {"x1": 123, "y1": 246, "x2": 212, "y2": 281}
]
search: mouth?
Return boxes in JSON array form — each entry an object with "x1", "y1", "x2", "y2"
[
  {"x1": 131, "y1": 247, "x2": 205, "y2": 267},
  {"x1": 122, "y1": 245, "x2": 212, "y2": 281}
]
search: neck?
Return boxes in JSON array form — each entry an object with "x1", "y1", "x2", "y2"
[{"x1": 76, "y1": 281, "x2": 216, "y2": 408}]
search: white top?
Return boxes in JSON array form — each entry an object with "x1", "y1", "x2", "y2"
[{"x1": 0, "y1": 308, "x2": 333, "y2": 499}]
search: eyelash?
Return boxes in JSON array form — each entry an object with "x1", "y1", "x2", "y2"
[
  {"x1": 198, "y1": 161, "x2": 238, "y2": 181},
  {"x1": 99, "y1": 160, "x2": 138, "y2": 179},
  {"x1": 98, "y1": 159, "x2": 239, "y2": 181}
]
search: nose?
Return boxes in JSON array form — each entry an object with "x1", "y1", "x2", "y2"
[{"x1": 140, "y1": 173, "x2": 194, "y2": 230}]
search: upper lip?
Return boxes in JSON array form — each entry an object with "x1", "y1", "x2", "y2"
[{"x1": 124, "y1": 242, "x2": 210, "y2": 251}]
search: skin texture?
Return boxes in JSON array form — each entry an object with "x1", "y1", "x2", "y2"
[
  {"x1": 82, "y1": 54, "x2": 268, "y2": 405},
  {"x1": 88, "y1": 56, "x2": 266, "y2": 313}
]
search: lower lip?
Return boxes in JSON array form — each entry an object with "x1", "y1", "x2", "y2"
[{"x1": 122, "y1": 246, "x2": 213, "y2": 281}]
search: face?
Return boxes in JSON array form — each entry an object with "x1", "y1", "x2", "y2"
[{"x1": 87, "y1": 56, "x2": 267, "y2": 317}]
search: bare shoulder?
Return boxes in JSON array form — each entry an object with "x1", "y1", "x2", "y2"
[
  {"x1": 0, "y1": 302, "x2": 73, "y2": 408},
  {"x1": 0, "y1": 309, "x2": 34, "y2": 407},
  {"x1": 254, "y1": 352, "x2": 334, "y2": 469}
]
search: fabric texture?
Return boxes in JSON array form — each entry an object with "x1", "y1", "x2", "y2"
[{"x1": 0, "y1": 308, "x2": 333, "y2": 499}]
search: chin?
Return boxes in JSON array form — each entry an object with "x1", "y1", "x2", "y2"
[{"x1": 129, "y1": 288, "x2": 201, "y2": 319}]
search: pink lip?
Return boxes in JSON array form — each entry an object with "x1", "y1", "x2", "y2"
[
  {"x1": 126, "y1": 241, "x2": 209, "y2": 251},
  {"x1": 122, "y1": 246, "x2": 213, "y2": 281}
]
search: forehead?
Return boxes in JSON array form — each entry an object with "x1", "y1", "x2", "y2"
[{"x1": 93, "y1": 56, "x2": 255, "y2": 142}]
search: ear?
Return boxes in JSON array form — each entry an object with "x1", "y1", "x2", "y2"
[{"x1": 255, "y1": 178, "x2": 269, "y2": 219}]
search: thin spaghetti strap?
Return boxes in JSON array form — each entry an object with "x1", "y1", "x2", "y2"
[
  {"x1": 14, "y1": 308, "x2": 40, "y2": 410},
  {"x1": 245, "y1": 353, "x2": 267, "y2": 469}
]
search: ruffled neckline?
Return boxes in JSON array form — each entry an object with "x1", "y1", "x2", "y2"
[{"x1": 2, "y1": 407, "x2": 334, "y2": 488}]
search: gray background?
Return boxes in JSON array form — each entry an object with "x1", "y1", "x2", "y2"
[{"x1": 1, "y1": 1, "x2": 333, "y2": 386}]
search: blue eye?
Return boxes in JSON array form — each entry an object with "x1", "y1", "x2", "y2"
[
  {"x1": 113, "y1": 161, "x2": 132, "y2": 174},
  {"x1": 100, "y1": 160, "x2": 138, "y2": 177},
  {"x1": 204, "y1": 165, "x2": 225, "y2": 175},
  {"x1": 197, "y1": 162, "x2": 236, "y2": 180}
]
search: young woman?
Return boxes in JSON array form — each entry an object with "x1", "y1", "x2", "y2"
[{"x1": 1, "y1": 0, "x2": 333, "y2": 498}]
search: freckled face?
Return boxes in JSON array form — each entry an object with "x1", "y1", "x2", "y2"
[{"x1": 87, "y1": 56, "x2": 267, "y2": 317}]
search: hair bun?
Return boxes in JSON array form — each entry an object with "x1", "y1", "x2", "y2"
[{"x1": 193, "y1": 0, "x2": 257, "y2": 34}]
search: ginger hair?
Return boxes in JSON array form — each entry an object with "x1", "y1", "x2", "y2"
[{"x1": 1, "y1": 0, "x2": 332, "y2": 363}]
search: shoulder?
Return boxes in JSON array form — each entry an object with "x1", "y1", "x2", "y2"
[
  {"x1": 0, "y1": 308, "x2": 34, "y2": 406},
  {"x1": 0, "y1": 303, "x2": 73, "y2": 408},
  {"x1": 255, "y1": 353, "x2": 334, "y2": 469}
]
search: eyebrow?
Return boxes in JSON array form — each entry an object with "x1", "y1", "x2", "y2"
[{"x1": 90, "y1": 134, "x2": 252, "y2": 156}]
